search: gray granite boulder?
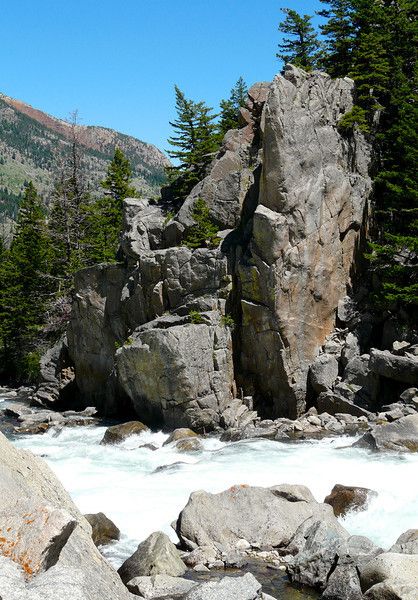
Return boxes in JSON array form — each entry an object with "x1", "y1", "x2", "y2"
[
  {"x1": 118, "y1": 532, "x2": 186, "y2": 584},
  {"x1": 126, "y1": 574, "x2": 197, "y2": 598},
  {"x1": 390, "y1": 530, "x2": 418, "y2": 555},
  {"x1": 116, "y1": 312, "x2": 235, "y2": 431},
  {"x1": 175, "y1": 484, "x2": 339, "y2": 555},
  {"x1": 369, "y1": 349, "x2": 418, "y2": 385},
  {"x1": 354, "y1": 413, "x2": 418, "y2": 452}
]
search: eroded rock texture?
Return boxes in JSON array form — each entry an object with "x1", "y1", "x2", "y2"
[
  {"x1": 236, "y1": 66, "x2": 371, "y2": 416},
  {"x1": 67, "y1": 65, "x2": 372, "y2": 425}
]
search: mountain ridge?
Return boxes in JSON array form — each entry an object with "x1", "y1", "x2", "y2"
[{"x1": 0, "y1": 92, "x2": 169, "y2": 231}]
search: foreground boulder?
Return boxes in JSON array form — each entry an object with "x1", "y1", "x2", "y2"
[
  {"x1": 118, "y1": 531, "x2": 186, "y2": 584},
  {"x1": 0, "y1": 432, "x2": 134, "y2": 599},
  {"x1": 354, "y1": 413, "x2": 418, "y2": 452},
  {"x1": 84, "y1": 512, "x2": 120, "y2": 546},
  {"x1": 186, "y1": 573, "x2": 269, "y2": 600},
  {"x1": 324, "y1": 484, "x2": 377, "y2": 517},
  {"x1": 359, "y1": 552, "x2": 418, "y2": 599},
  {"x1": 175, "y1": 484, "x2": 339, "y2": 556}
]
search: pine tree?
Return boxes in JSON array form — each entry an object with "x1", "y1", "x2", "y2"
[
  {"x1": 48, "y1": 112, "x2": 90, "y2": 287},
  {"x1": 317, "y1": 0, "x2": 355, "y2": 76},
  {"x1": 219, "y1": 77, "x2": 248, "y2": 136},
  {"x1": 84, "y1": 148, "x2": 137, "y2": 263},
  {"x1": 364, "y1": 0, "x2": 418, "y2": 307},
  {"x1": 277, "y1": 8, "x2": 322, "y2": 70},
  {"x1": 0, "y1": 182, "x2": 51, "y2": 380},
  {"x1": 183, "y1": 198, "x2": 220, "y2": 249},
  {"x1": 101, "y1": 147, "x2": 137, "y2": 210},
  {"x1": 167, "y1": 86, "x2": 219, "y2": 204}
]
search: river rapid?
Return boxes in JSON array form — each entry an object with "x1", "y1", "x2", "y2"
[{"x1": 3, "y1": 393, "x2": 418, "y2": 598}]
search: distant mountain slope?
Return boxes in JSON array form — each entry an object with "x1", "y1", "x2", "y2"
[{"x1": 0, "y1": 93, "x2": 169, "y2": 222}]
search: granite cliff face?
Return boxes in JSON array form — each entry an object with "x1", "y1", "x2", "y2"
[{"x1": 66, "y1": 66, "x2": 372, "y2": 428}]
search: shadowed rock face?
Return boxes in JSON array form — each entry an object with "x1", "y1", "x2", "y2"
[{"x1": 66, "y1": 65, "x2": 372, "y2": 425}]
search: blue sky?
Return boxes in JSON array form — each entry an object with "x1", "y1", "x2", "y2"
[{"x1": 1, "y1": 0, "x2": 324, "y2": 154}]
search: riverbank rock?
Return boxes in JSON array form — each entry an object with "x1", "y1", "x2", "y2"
[
  {"x1": 118, "y1": 531, "x2": 186, "y2": 584},
  {"x1": 0, "y1": 432, "x2": 134, "y2": 599},
  {"x1": 100, "y1": 421, "x2": 149, "y2": 445},
  {"x1": 236, "y1": 65, "x2": 371, "y2": 417},
  {"x1": 175, "y1": 484, "x2": 339, "y2": 557},
  {"x1": 116, "y1": 312, "x2": 235, "y2": 431},
  {"x1": 353, "y1": 413, "x2": 418, "y2": 452},
  {"x1": 84, "y1": 512, "x2": 120, "y2": 546},
  {"x1": 65, "y1": 66, "x2": 372, "y2": 425},
  {"x1": 359, "y1": 552, "x2": 418, "y2": 599},
  {"x1": 286, "y1": 523, "x2": 382, "y2": 598},
  {"x1": 126, "y1": 574, "x2": 197, "y2": 598},
  {"x1": 324, "y1": 484, "x2": 377, "y2": 517},
  {"x1": 369, "y1": 349, "x2": 418, "y2": 385},
  {"x1": 390, "y1": 530, "x2": 418, "y2": 555}
]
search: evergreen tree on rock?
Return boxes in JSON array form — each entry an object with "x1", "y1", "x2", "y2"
[
  {"x1": 167, "y1": 86, "x2": 218, "y2": 204},
  {"x1": 219, "y1": 77, "x2": 248, "y2": 136},
  {"x1": 277, "y1": 8, "x2": 322, "y2": 71},
  {"x1": 317, "y1": 0, "x2": 356, "y2": 76},
  {"x1": 85, "y1": 148, "x2": 137, "y2": 264},
  {"x1": 0, "y1": 182, "x2": 51, "y2": 381}
]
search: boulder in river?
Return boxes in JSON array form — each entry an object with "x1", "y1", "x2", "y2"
[
  {"x1": 324, "y1": 484, "x2": 378, "y2": 517},
  {"x1": 175, "y1": 484, "x2": 340, "y2": 556},
  {"x1": 118, "y1": 531, "x2": 186, "y2": 584},
  {"x1": 353, "y1": 413, "x2": 418, "y2": 452},
  {"x1": 84, "y1": 512, "x2": 120, "y2": 546},
  {"x1": 100, "y1": 421, "x2": 149, "y2": 445},
  {"x1": 286, "y1": 519, "x2": 382, "y2": 598},
  {"x1": 163, "y1": 428, "x2": 199, "y2": 445}
]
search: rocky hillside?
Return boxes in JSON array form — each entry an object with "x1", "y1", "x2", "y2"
[{"x1": 0, "y1": 93, "x2": 169, "y2": 222}]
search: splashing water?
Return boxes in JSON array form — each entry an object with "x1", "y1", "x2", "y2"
[{"x1": 11, "y1": 424, "x2": 418, "y2": 569}]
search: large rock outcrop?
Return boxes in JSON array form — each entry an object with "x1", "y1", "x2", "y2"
[
  {"x1": 236, "y1": 66, "x2": 371, "y2": 416},
  {"x1": 66, "y1": 65, "x2": 372, "y2": 424}
]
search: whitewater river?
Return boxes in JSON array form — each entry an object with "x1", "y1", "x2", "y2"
[{"x1": 2, "y1": 394, "x2": 418, "y2": 597}]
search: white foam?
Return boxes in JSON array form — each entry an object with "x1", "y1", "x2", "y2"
[{"x1": 12, "y1": 426, "x2": 418, "y2": 568}]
